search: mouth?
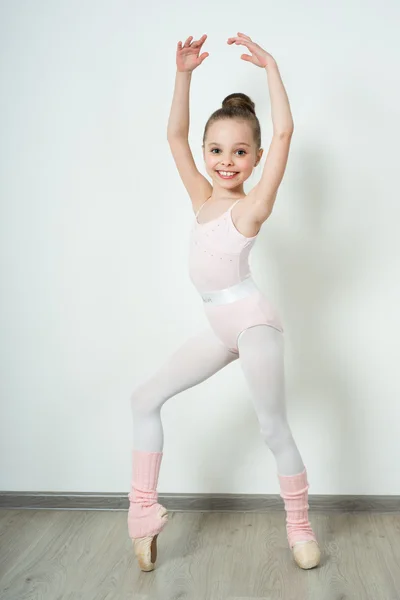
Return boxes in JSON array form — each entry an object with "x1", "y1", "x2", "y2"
[{"x1": 216, "y1": 170, "x2": 239, "y2": 180}]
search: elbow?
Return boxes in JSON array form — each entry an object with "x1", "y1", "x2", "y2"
[
  {"x1": 274, "y1": 128, "x2": 294, "y2": 139},
  {"x1": 167, "y1": 131, "x2": 187, "y2": 142}
]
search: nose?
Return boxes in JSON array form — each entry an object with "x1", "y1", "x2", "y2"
[{"x1": 220, "y1": 156, "x2": 234, "y2": 166}]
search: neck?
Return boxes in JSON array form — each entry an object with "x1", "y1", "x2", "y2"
[{"x1": 210, "y1": 183, "x2": 245, "y2": 203}]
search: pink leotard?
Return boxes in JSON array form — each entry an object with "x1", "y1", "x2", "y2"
[{"x1": 188, "y1": 198, "x2": 283, "y2": 353}]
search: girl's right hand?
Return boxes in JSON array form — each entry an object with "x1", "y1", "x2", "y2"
[{"x1": 176, "y1": 34, "x2": 209, "y2": 72}]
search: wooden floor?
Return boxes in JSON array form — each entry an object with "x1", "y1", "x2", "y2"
[{"x1": 0, "y1": 508, "x2": 399, "y2": 599}]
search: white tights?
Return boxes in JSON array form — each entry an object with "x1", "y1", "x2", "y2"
[{"x1": 130, "y1": 325, "x2": 305, "y2": 476}]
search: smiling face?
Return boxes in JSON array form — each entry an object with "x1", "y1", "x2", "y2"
[{"x1": 203, "y1": 119, "x2": 262, "y2": 193}]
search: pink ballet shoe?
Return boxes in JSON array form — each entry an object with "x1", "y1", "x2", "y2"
[
  {"x1": 292, "y1": 540, "x2": 321, "y2": 570},
  {"x1": 131, "y1": 505, "x2": 169, "y2": 572}
]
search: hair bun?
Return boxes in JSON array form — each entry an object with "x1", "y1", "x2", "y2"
[{"x1": 222, "y1": 93, "x2": 255, "y2": 115}]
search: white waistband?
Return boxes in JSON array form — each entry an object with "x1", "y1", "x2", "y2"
[{"x1": 201, "y1": 277, "x2": 259, "y2": 305}]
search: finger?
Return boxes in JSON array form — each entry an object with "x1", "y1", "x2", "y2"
[
  {"x1": 183, "y1": 36, "x2": 193, "y2": 47},
  {"x1": 235, "y1": 40, "x2": 253, "y2": 51},
  {"x1": 198, "y1": 52, "x2": 209, "y2": 64},
  {"x1": 227, "y1": 37, "x2": 246, "y2": 46},
  {"x1": 192, "y1": 34, "x2": 207, "y2": 47},
  {"x1": 237, "y1": 32, "x2": 252, "y2": 41},
  {"x1": 228, "y1": 33, "x2": 250, "y2": 40},
  {"x1": 177, "y1": 41, "x2": 183, "y2": 51},
  {"x1": 227, "y1": 37, "x2": 253, "y2": 49},
  {"x1": 241, "y1": 54, "x2": 254, "y2": 62}
]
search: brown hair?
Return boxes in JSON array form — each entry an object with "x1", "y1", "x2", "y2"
[{"x1": 202, "y1": 92, "x2": 261, "y2": 150}]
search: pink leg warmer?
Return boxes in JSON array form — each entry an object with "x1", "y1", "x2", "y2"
[
  {"x1": 127, "y1": 450, "x2": 168, "y2": 539},
  {"x1": 278, "y1": 467, "x2": 318, "y2": 548}
]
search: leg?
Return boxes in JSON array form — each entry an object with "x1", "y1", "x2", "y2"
[
  {"x1": 128, "y1": 329, "x2": 237, "y2": 570},
  {"x1": 237, "y1": 325, "x2": 303, "y2": 475},
  {"x1": 130, "y1": 328, "x2": 238, "y2": 452},
  {"x1": 238, "y1": 325, "x2": 320, "y2": 569}
]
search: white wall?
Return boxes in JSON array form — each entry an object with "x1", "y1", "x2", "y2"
[{"x1": 1, "y1": 0, "x2": 399, "y2": 497}]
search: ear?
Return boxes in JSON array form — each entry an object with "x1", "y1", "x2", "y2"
[{"x1": 255, "y1": 148, "x2": 263, "y2": 166}]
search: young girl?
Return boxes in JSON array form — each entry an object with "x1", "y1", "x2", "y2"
[{"x1": 128, "y1": 32, "x2": 321, "y2": 573}]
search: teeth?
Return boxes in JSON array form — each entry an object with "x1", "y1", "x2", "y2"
[{"x1": 218, "y1": 171, "x2": 237, "y2": 176}]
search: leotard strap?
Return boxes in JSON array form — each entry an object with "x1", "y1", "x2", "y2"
[{"x1": 229, "y1": 199, "x2": 242, "y2": 212}]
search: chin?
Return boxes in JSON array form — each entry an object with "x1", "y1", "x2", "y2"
[{"x1": 213, "y1": 175, "x2": 243, "y2": 185}]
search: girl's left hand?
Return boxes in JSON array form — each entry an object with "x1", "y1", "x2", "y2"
[{"x1": 227, "y1": 32, "x2": 276, "y2": 68}]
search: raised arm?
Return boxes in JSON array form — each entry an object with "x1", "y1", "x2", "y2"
[
  {"x1": 227, "y1": 33, "x2": 294, "y2": 225},
  {"x1": 252, "y1": 62, "x2": 294, "y2": 220},
  {"x1": 167, "y1": 35, "x2": 212, "y2": 212}
]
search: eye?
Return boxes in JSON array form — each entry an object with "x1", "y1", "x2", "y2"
[{"x1": 210, "y1": 148, "x2": 246, "y2": 155}]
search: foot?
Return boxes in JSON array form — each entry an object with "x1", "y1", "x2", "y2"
[
  {"x1": 130, "y1": 505, "x2": 168, "y2": 571},
  {"x1": 128, "y1": 501, "x2": 168, "y2": 539},
  {"x1": 132, "y1": 534, "x2": 159, "y2": 572},
  {"x1": 292, "y1": 540, "x2": 321, "y2": 569}
]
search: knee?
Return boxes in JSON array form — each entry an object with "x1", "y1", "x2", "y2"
[
  {"x1": 130, "y1": 384, "x2": 153, "y2": 416},
  {"x1": 129, "y1": 382, "x2": 164, "y2": 417},
  {"x1": 259, "y1": 417, "x2": 293, "y2": 451}
]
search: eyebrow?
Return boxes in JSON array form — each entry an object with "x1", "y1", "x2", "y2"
[{"x1": 207, "y1": 142, "x2": 251, "y2": 147}]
